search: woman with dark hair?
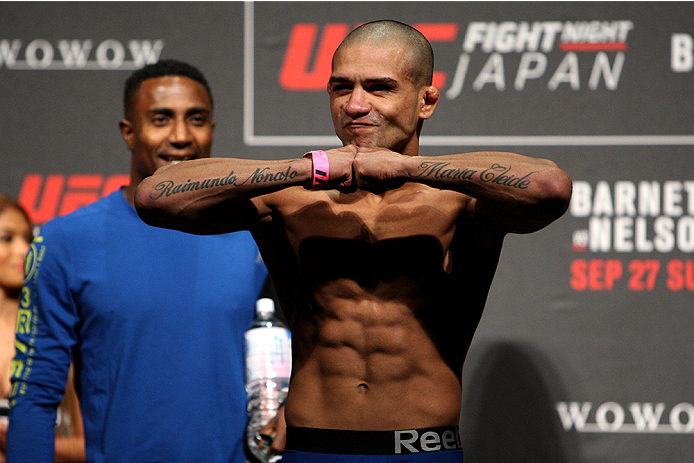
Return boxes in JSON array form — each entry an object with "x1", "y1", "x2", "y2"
[
  {"x1": 0, "y1": 193, "x2": 33, "y2": 401},
  {"x1": 0, "y1": 194, "x2": 85, "y2": 463}
]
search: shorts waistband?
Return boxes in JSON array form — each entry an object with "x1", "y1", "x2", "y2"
[{"x1": 285, "y1": 425, "x2": 463, "y2": 455}]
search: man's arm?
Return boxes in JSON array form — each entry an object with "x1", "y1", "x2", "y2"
[
  {"x1": 353, "y1": 148, "x2": 573, "y2": 233},
  {"x1": 7, "y1": 225, "x2": 78, "y2": 463},
  {"x1": 54, "y1": 365, "x2": 85, "y2": 463},
  {"x1": 135, "y1": 146, "x2": 357, "y2": 234}
]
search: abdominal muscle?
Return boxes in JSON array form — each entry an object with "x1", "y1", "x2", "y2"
[{"x1": 285, "y1": 277, "x2": 463, "y2": 430}]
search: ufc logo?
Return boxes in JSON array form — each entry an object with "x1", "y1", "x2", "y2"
[
  {"x1": 278, "y1": 22, "x2": 458, "y2": 91},
  {"x1": 18, "y1": 173, "x2": 128, "y2": 225}
]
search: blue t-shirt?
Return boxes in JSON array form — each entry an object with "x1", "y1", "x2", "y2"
[{"x1": 8, "y1": 190, "x2": 268, "y2": 463}]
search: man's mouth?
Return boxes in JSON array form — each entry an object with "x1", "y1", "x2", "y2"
[
  {"x1": 346, "y1": 121, "x2": 374, "y2": 127},
  {"x1": 345, "y1": 122, "x2": 377, "y2": 133},
  {"x1": 159, "y1": 154, "x2": 197, "y2": 164}
]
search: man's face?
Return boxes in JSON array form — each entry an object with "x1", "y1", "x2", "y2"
[
  {"x1": 120, "y1": 75, "x2": 214, "y2": 183},
  {"x1": 328, "y1": 42, "x2": 430, "y2": 155}
]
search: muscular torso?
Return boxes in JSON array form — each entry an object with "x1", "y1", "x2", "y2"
[{"x1": 252, "y1": 183, "x2": 504, "y2": 430}]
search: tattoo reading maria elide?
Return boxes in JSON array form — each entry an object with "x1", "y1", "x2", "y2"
[
  {"x1": 149, "y1": 167, "x2": 299, "y2": 199},
  {"x1": 412, "y1": 161, "x2": 535, "y2": 189}
]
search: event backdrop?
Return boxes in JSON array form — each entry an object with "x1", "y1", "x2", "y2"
[{"x1": 1, "y1": 2, "x2": 693, "y2": 462}]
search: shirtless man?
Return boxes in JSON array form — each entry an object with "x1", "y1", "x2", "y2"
[{"x1": 135, "y1": 20, "x2": 572, "y2": 462}]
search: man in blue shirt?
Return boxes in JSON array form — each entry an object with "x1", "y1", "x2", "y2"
[{"x1": 7, "y1": 60, "x2": 270, "y2": 463}]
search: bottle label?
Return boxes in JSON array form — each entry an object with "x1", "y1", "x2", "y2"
[{"x1": 245, "y1": 327, "x2": 292, "y2": 382}]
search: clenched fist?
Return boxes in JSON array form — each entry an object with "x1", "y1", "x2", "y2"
[{"x1": 322, "y1": 145, "x2": 408, "y2": 193}]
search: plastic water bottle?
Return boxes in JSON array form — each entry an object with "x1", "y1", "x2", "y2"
[{"x1": 244, "y1": 298, "x2": 291, "y2": 463}]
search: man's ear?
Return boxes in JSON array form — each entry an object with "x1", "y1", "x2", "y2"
[
  {"x1": 119, "y1": 119, "x2": 135, "y2": 151},
  {"x1": 419, "y1": 86, "x2": 440, "y2": 120}
]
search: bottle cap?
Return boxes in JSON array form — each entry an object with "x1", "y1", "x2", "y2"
[{"x1": 256, "y1": 298, "x2": 275, "y2": 318}]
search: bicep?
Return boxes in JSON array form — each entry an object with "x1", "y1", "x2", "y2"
[
  {"x1": 463, "y1": 194, "x2": 555, "y2": 234},
  {"x1": 180, "y1": 194, "x2": 275, "y2": 235}
]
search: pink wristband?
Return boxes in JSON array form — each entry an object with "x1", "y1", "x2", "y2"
[{"x1": 304, "y1": 150, "x2": 329, "y2": 190}]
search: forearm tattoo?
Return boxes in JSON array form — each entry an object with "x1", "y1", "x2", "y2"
[
  {"x1": 148, "y1": 166, "x2": 299, "y2": 199},
  {"x1": 410, "y1": 161, "x2": 536, "y2": 189}
]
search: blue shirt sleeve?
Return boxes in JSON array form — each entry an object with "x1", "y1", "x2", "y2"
[{"x1": 7, "y1": 222, "x2": 79, "y2": 462}]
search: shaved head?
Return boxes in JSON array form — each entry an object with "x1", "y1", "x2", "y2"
[{"x1": 333, "y1": 20, "x2": 434, "y2": 88}]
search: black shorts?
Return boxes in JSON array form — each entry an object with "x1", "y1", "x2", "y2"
[{"x1": 282, "y1": 425, "x2": 464, "y2": 462}]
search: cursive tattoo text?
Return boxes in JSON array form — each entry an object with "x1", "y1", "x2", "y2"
[
  {"x1": 148, "y1": 167, "x2": 299, "y2": 200},
  {"x1": 410, "y1": 161, "x2": 535, "y2": 189}
]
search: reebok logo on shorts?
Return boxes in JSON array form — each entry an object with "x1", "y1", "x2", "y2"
[{"x1": 394, "y1": 427, "x2": 463, "y2": 454}]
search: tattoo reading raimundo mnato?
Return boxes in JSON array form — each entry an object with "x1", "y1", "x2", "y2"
[{"x1": 148, "y1": 166, "x2": 300, "y2": 199}]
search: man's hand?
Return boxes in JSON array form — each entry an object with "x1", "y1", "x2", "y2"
[
  {"x1": 324, "y1": 145, "x2": 358, "y2": 192},
  {"x1": 352, "y1": 147, "x2": 407, "y2": 192},
  {"x1": 257, "y1": 405, "x2": 286, "y2": 458},
  {"x1": 322, "y1": 145, "x2": 408, "y2": 193}
]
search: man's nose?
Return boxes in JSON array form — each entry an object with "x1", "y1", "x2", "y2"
[
  {"x1": 169, "y1": 119, "x2": 193, "y2": 146},
  {"x1": 344, "y1": 88, "x2": 370, "y2": 117}
]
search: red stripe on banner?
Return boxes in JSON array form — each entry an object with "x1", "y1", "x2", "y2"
[{"x1": 560, "y1": 42, "x2": 628, "y2": 52}]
